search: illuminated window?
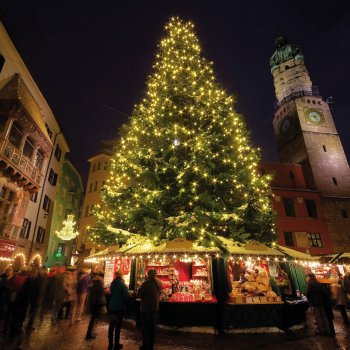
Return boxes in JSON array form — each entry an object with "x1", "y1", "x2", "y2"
[
  {"x1": 56, "y1": 243, "x2": 65, "y2": 256},
  {"x1": 307, "y1": 233, "x2": 323, "y2": 248}
]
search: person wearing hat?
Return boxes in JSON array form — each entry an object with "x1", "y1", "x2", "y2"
[
  {"x1": 137, "y1": 269, "x2": 162, "y2": 350},
  {"x1": 107, "y1": 270, "x2": 129, "y2": 350},
  {"x1": 76, "y1": 268, "x2": 92, "y2": 321}
]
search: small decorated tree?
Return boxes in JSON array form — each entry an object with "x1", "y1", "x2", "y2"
[{"x1": 91, "y1": 17, "x2": 276, "y2": 247}]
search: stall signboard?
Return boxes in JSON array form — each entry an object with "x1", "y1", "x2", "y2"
[
  {"x1": 104, "y1": 257, "x2": 131, "y2": 287},
  {"x1": 104, "y1": 259, "x2": 115, "y2": 287}
]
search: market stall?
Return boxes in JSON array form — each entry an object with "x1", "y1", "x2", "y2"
[
  {"x1": 85, "y1": 237, "x2": 220, "y2": 327},
  {"x1": 126, "y1": 238, "x2": 220, "y2": 327},
  {"x1": 220, "y1": 239, "x2": 286, "y2": 329}
]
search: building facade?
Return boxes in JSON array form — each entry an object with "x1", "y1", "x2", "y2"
[
  {"x1": 261, "y1": 162, "x2": 333, "y2": 255},
  {"x1": 78, "y1": 140, "x2": 115, "y2": 256},
  {"x1": 46, "y1": 158, "x2": 83, "y2": 267},
  {"x1": 0, "y1": 20, "x2": 70, "y2": 267},
  {"x1": 270, "y1": 35, "x2": 350, "y2": 252}
]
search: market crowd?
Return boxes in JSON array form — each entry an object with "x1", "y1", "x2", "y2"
[
  {"x1": 0, "y1": 263, "x2": 349, "y2": 349},
  {"x1": 0, "y1": 264, "x2": 162, "y2": 350}
]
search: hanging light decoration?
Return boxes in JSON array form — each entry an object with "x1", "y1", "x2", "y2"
[{"x1": 56, "y1": 215, "x2": 79, "y2": 241}]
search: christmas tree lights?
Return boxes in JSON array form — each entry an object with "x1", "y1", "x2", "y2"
[
  {"x1": 56, "y1": 215, "x2": 79, "y2": 241},
  {"x1": 91, "y1": 17, "x2": 276, "y2": 247}
]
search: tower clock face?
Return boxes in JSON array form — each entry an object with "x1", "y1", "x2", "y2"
[{"x1": 304, "y1": 108, "x2": 325, "y2": 126}]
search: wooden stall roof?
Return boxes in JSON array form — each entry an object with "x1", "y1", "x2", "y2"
[
  {"x1": 218, "y1": 237, "x2": 284, "y2": 256},
  {"x1": 275, "y1": 245, "x2": 318, "y2": 260}
]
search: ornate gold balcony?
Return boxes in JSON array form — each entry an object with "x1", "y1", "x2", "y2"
[{"x1": 0, "y1": 138, "x2": 43, "y2": 191}]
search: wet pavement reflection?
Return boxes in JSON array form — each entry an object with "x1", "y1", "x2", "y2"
[{"x1": 0, "y1": 308, "x2": 349, "y2": 350}]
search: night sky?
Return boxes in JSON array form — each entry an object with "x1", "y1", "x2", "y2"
[{"x1": 0, "y1": 1, "x2": 349, "y2": 184}]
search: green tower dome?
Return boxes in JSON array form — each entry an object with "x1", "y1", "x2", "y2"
[{"x1": 270, "y1": 34, "x2": 304, "y2": 72}]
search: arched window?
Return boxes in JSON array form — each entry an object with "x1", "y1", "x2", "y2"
[
  {"x1": 8, "y1": 122, "x2": 23, "y2": 149},
  {"x1": 23, "y1": 136, "x2": 35, "y2": 159},
  {"x1": 35, "y1": 149, "x2": 45, "y2": 171}
]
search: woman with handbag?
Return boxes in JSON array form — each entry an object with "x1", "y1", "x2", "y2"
[{"x1": 86, "y1": 271, "x2": 106, "y2": 340}]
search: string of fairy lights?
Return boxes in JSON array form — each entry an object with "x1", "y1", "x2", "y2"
[
  {"x1": 90, "y1": 16, "x2": 275, "y2": 247},
  {"x1": 84, "y1": 252, "x2": 326, "y2": 269}
]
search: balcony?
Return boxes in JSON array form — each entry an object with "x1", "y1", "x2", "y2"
[
  {"x1": 0, "y1": 222, "x2": 21, "y2": 240},
  {"x1": 0, "y1": 138, "x2": 43, "y2": 191},
  {"x1": 275, "y1": 86, "x2": 320, "y2": 110}
]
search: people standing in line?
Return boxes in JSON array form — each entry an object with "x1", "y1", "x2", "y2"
[
  {"x1": 331, "y1": 276, "x2": 350, "y2": 324},
  {"x1": 306, "y1": 272, "x2": 331, "y2": 336},
  {"x1": 63, "y1": 266, "x2": 78, "y2": 324},
  {"x1": 138, "y1": 269, "x2": 162, "y2": 350},
  {"x1": 76, "y1": 267, "x2": 92, "y2": 321},
  {"x1": 86, "y1": 271, "x2": 106, "y2": 340},
  {"x1": 108, "y1": 271, "x2": 129, "y2": 350}
]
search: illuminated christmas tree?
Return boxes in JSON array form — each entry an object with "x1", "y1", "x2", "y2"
[{"x1": 91, "y1": 17, "x2": 276, "y2": 247}]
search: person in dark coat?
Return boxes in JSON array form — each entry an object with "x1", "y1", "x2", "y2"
[
  {"x1": 25, "y1": 268, "x2": 40, "y2": 331},
  {"x1": 86, "y1": 271, "x2": 106, "y2": 340},
  {"x1": 138, "y1": 269, "x2": 162, "y2": 350},
  {"x1": 306, "y1": 272, "x2": 330, "y2": 336},
  {"x1": 0, "y1": 266, "x2": 13, "y2": 321},
  {"x1": 107, "y1": 271, "x2": 129, "y2": 350}
]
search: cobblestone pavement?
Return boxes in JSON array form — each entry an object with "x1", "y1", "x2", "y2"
[{"x1": 0, "y1": 309, "x2": 349, "y2": 350}]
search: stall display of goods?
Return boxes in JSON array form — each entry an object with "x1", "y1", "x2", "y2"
[
  {"x1": 142, "y1": 257, "x2": 216, "y2": 303},
  {"x1": 313, "y1": 264, "x2": 344, "y2": 284},
  {"x1": 104, "y1": 257, "x2": 131, "y2": 287},
  {"x1": 227, "y1": 260, "x2": 282, "y2": 304}
]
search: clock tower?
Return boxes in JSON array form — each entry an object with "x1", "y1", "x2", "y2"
[{"x1": 270, "y1": 34, "x2": 350, "y2": 252}]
